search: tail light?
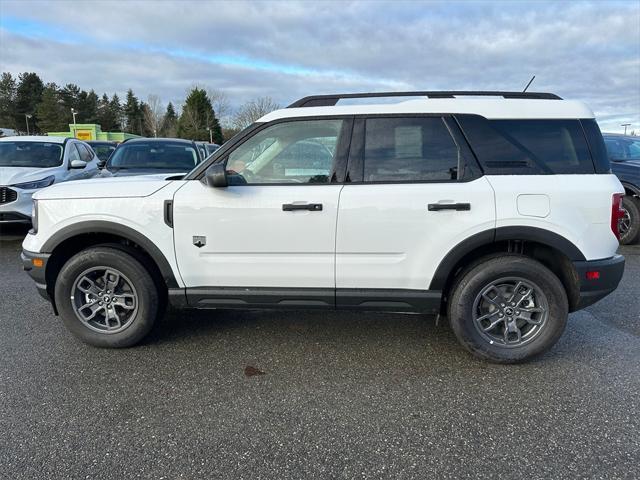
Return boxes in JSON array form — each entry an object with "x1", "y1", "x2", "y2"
[{"x1": 611, "y1": 193, "x2": 624, "y2": 240}]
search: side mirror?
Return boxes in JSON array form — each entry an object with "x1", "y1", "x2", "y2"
[
  {"x1": 70, "y1": 159, "x2": 87, "y2": 169},
  {"x1": 204, "y1": 163, "x2": 228, "y2": 188}
]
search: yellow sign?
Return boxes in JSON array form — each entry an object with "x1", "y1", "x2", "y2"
[{"x1": 76, "y1": 130, "x2": 92, "y2": 140}]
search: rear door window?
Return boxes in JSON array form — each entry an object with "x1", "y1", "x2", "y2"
[{"x1": 363, "y1": 117, "x2": 460, "y2": 182}]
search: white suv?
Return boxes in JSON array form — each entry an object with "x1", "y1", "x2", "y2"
[{"x1": 21, "y1": 91, "x2": 626, "y2": 363}]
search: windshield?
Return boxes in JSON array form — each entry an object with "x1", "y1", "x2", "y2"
[
  {"x1": 0, "y1": 141, "x2": 64, "y2": 168},
  {"x1": 90, "y1": 144, "x2": 116, "y2": 162},
  {"x1": 107, "y1": 142, "x2": 199, "y2": 170}
]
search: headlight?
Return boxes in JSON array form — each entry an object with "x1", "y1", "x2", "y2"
[
  {"x1": 12, "y1": 175, "x2": 55, "y2": 190},
  {"x1": 31, "y1": 200, "x2": 38, "y2": 234}
]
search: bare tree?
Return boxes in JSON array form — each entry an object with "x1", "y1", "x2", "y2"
[
  {"x1": 143, "y1": 94, "x2": 164, "y2": 137},
  {"x1": 206, "y1": 88, "x2": 231, "y2": 126},
  {"x1": 232, "y1": 97, "x2": 280, "y2": 129}
]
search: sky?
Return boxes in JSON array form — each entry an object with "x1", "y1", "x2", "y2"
[{"x1": 0, "y1": 0, "x2": 639, "y2": 132}]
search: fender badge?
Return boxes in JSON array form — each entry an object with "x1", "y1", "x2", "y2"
[{"x1": 192, "y1": 236, "x2": 206, "y2": 248}]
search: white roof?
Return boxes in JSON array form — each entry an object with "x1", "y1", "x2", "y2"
[
  {"x1": 259, "y1": 98, "x2": 594, "y2": 123},
  {"x1": 0, "y1": 135, "x2": 68, "y2": 143}
]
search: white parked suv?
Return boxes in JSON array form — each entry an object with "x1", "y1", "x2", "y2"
[
  {"x1": 22, "y1": 91, "x2": 626, "y2": 363},
  {"x1": 0, "y1": 136, "x2": 101, "y2": 223}
]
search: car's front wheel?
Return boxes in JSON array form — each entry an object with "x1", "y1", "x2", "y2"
[
  {"x1": 448, "y1": 255, "x2": 568, "y2": 364},
  {"x1": 619, "y1": 195, "x2": 640, "y2": 245},
  {"x1": 55, "y1": 246, "x2": 160, "y2": 347}
]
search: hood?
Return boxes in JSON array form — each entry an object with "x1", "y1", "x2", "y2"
[
  {"x1": 0, "y1": 166, "x2": 61, "y2": 186},
  {"x1": 33, "y1": 174, "x2": 178, "y2": 200}
]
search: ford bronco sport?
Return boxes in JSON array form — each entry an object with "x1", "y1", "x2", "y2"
[{"x1": 22, "y1": 91, "x2": 625, "y2": 363}]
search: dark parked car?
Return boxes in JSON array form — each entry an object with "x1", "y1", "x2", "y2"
[
  {"x1": 205, "y1": 143, "x2": 221, "y2": 156},
  {"x1": 196, "y1": 142, "x2": 221, "y2": 159},
  {"x1": 603, "y1": 133, "x2": 640, "y2": 244},
  {"x1": 86, "y1": 141, "x2": 117, "y2": 167},
  {"x1": 101, "y1": 138, "x2": 202, "y2": 178}
]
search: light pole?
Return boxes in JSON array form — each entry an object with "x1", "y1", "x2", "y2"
[
  {"x1": 24, "y1": 114, "x2": 32, "y2": 135},
  {"x1": 208, "y1": 127, "x2": 213, "y2": 143},
  {"x1": 71, "y1": 108, "x2": 78, "y2": 137},
  {"x1": 621, "y1": 123, "x2": 631, "y2": 135}
]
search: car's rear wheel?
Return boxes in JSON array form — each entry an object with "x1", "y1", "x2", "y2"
[
  {"x1": 55, "y1": 246, "x2": 160, "y2": 347},
  {"x1": 619, "y1": 195, "x2": 640, "y2": 245},
  {"x1": 448, "y1": 255, "x2": 568, "y2": 363}
]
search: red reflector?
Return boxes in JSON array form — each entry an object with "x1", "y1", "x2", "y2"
[{"x1": 586, "y1": 271, "x2": 600, "y2": 280}]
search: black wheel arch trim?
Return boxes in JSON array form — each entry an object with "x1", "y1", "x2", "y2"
[
  {"x1": 41, "y1": 221, "x2": 180, "y2": 288},
  {"x1": 429, "y1": 226, "x2": 586, "y2": 290}
]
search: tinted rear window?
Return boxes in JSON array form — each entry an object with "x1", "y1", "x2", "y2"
[{"x1": 457, "y1": 116, "x2": 595, "y2": 174}]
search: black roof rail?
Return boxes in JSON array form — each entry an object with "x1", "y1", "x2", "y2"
[{"x1": 287, "y1": 91, "x2": 562, "y2": 108}]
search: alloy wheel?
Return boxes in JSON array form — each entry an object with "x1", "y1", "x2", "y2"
[
  {"x1": 472, "y1": 277, "x2": 549, "y2": 348},
  {"x1": 70, "y1": 266, "x2": 139, "y2": 334}
]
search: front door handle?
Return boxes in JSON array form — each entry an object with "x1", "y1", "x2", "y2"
[
  {"x1": 428, "y1": 203, "x2": 471, "y2": 211},
  {"x1": 282, "y1": 203, "x2": 323, "y2": 212}
]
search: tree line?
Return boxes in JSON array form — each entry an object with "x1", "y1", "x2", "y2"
[{"x1": 0, "y1": 71, "x2": 280, "y2": 143}]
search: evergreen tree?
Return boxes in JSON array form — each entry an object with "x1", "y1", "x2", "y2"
[
  {"x1": 78, "y1": 89, "x2": 98, "y2": 124},
  {"x1": 14, "y1": 72, "x2": 44, "y2": 133},
  {"x1": 124, "y1": 89, "x2": 143, "y2": 134},
  {"x1": 0, "y1": 72, "x2": 17, "y2": 130},
  {"x1": 109, "y1": 94, "x2": 123, "y2": 131},
  {"x1": 177, "y1": 87, "x2": 222, "y2": 143},
  {"x1": 36, "y1": 83, "x2": 66, "y2": 132},
  {"x1": 60, "y1": 83, "x2": 81, "y2": 124},
  {"x1": 97, "y1": 94, "x2": 114, "y2": 130},
  {"x1": 161, "y1": 102, "x2": 177, "y2": 137}
]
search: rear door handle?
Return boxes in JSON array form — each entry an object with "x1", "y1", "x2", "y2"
[
  {"x1": 428, "y1": 203, "x2": 471, "y2": 211},
  {"x1": 282, "y1": 203, "x2": 323, "y2": 212}
]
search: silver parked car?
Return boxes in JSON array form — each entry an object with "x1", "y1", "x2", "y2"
[{"x1": 0, "y1": 136, "x2": 101, "y2": 224}]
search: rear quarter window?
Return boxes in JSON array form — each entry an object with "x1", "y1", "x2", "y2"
[{"x1": 457, "y1": 116, "x2": 596, "y2": 175}]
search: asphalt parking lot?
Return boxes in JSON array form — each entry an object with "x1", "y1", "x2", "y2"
[{"x1": 1, "y1": 224, "x2": 638, "y2": 479}]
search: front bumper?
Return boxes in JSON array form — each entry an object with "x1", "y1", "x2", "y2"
[
  {"x1": 0, "y1": 188, "x2": 33, "y2": 223},
  {"x1": 21, "y1": 249, "x2": 52, "y2": 304},
  {"x1": 573, "y1": 255, "x2": 625, "y2": 310}
]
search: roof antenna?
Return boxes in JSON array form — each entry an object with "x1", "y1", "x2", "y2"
[{"x1": 523, "y1": 75, "x2": 536, "y2": 93}]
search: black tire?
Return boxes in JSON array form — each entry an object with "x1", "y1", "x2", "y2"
[
  {"x1": 619, "y1": 196, "x2": 640, "y2": 245},
  {"x1": 447, "y1": 255, "x2": 568, "y2": 364},
  {"x1": 54, "y1": 246, "x2": 160, "y2": 347}
]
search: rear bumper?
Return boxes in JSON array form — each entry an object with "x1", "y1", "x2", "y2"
[
  {"x1": 573, "y1": 255, "x2": 625, "y2": 310},
  {"x1": 21, "y1": 249, "x2": 52, "y2": 303}
]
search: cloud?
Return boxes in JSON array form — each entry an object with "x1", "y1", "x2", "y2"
[{"x1": 1, "y1": 0, "x2": 638, "y2": 132}]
